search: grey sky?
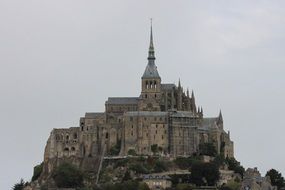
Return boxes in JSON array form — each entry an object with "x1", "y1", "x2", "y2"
[{"x1": 0, "y1": 0, "x2": 284, "y2": 189}]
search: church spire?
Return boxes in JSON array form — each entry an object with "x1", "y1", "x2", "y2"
[
  {"x1": 148, "y1": 19, "x2": 155, "y2": 61},
  {"x1": 142, "y1": 20, "x2": 160, "y2": 79}
]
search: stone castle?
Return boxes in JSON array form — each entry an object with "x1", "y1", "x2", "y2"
[{"x1": 43, "y1": 25, "x2": 234, "y2": 175}]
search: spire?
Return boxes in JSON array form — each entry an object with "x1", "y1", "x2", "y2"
[
  {"x1": 191, "y1": 90, "x2": 195, "y2": 100},
  {"x1": 187, "y1": 88, "x2": 190, "y2": 97},
  {"x1": 148, "y1": 18, "x2": 155, "y2": 61},
  {"x1": 142, "y1": 20, "x2": 160, "y2": 79},
  {"x1": 218, "y1": 110, "x2": 223, "y2": 124},
  {"x1": 178, "y1": 79, "x2": 181, "y2": 88}
]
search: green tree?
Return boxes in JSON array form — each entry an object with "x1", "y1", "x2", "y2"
[
  {"x1": 12, "y1": 179, "x2": 25, "y2": 190},
  {"x1": 266, "y1": 169, "x2": 285, "y2": 190},
  {"x1": 128, "y1": 149, "x2": 137, "y2": 156},
  {"x1": 225, "y1": 158, "x2": 245, "y2": 178},
  {"x1": 190, "y1": 161, "x2": 220, "y2": 186},
  {"x1": 122, "y1": 170, "x2": 132, "y2": 181},
  {"x1": 151, "y1": 144, "x2": 158, "y2": 155},
  {"x1": 52, "y1": 162, "x2": 84, "y2": 188},
  {"x1": 32, "y1": 162, "x2": 43, "y2": 181},
  {"x1": 199, "y1": 143, "x2": 217, "y2": 157}
]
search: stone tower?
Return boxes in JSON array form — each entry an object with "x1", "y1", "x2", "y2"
[{"x1": 139, "y1": 22, "x2": 161, "y2": 111}]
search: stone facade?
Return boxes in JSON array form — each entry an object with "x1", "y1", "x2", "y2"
[
  {"x1": 42, "y1": 25, "x2": 234, "y2": 176},
  {"x1": 240, "y1": 168, "x2": 276, "y2": 190}
]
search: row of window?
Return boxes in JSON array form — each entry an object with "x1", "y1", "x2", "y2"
[{"x1": 145, "y1": 80, "x2": 158, "y2": 89}]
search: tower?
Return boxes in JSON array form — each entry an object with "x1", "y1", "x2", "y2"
[{"x1": 140, "y1": 21, "x2": 161, "y2": 111}]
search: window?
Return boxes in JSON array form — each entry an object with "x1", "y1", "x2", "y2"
[
  {"x1": 130, "y1": 117, "x2": 133, "y2": 121},
  {"x1": 145, "y1": 94, "x2": 147, "y2": 98},
  {"x1": 73, "y1": 133, "x2": 77, "y2": 139},
  {"x1": 162, "y1": 135, "x2": 164, "y2": 140}
]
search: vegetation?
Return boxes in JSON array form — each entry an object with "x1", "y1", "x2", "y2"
[
  {"x1": 52, "y1": 162, "x2": 84, "y2": 188},
  {"x1": 99, "y1": 181, "x2": 150, "y2": 190},
  {"x1": 266, "y1": 169, "x2": 285, "y2": 190},
  {"x1": 127, "y1": 149, "x2": 137, "y2": 156},
  {"x1": 174, "y1": 156, "x2": 201, "y2": 170},
  {"x1": 109, "y1": 140, "x2": 121, "y2": 156},
  {"x1": 12, "y1": 179, "x2": 26, "y2": 190},
  {"x1": 199, "y1": 143, "x2": 217, "y2": 157},
  {"x1": 190, "y1": 161, "x2": 220, "y2": 186},
  {"x1": 32, "y1": 162, "x2": 43, "y2": 181},
  {"x1": 225, "y1": 157, "x2": 245, "y2": 178},
  {"x1": 151, "y1": 144, "x2": 158, "y2": 155},
  {"x1": 220, "y1": 179, "x2": 241, "y2": 190}
]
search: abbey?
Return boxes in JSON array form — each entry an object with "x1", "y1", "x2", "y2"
[{"x1": 43, "y1": 26, "x2": 234, "y2": 173}]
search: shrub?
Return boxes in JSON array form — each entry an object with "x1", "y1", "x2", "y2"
[
  {"x1": 32, "y1": 162, "x2": 43, "y2": 181},
  {"x1": 12, "y1": 179, "x2": 25, "y2": 190},
  {"x1": 199, "y1": 143, "x2": 217, "y2": 157},
  {"x1": 52, "y1": 162, "x2": 84, "y2": 188},
  {"x1": 190, "y1": 161, "x2": 220, "y2": 186}
]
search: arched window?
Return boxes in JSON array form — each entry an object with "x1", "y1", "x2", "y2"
[
  {"x1": 66, "y1": 134, "x2": 69, "y2": 140},
  {"x1": 71, "y1": 147, "x2": 75, "y2": 151},
  {"x1": 150, "y1": 81, "x2": 153, "y2": 89},
  {"x1": 73, "y1": 133, "x2": 77, "y2": 139},
  {"x1": 145, "y1": 94, "x2": 147, "y2": 99},
  {"x1": 154, "y1": 81, "x2": 157, "y2": 89}
]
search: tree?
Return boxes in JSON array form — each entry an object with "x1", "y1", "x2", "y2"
[
  {"x1": 151, "y1": 144, "x2": 158, "y2": 155},
  {"x1": 128, "y1": 149, "x2": 137, "y2": 156},
  {"x1": 122, "y1": 170, "x2": 132, "y2": 181},
  {"x1": 225, "y1": 158, "x2": 245, "y2": 178},
  {"x1": 266, "y1": 169, "x2": 285, "y2": 190},
  {"x1": 12, "y1": 179, "x2": 25, "y2": 190},
  {"x1": 199, "y1": 143, "x2": 217, "y2": 157},
  {"x1": 32, "y1": 162, "x2": 43, "y2": 181},
  {"x1": 190, "y1": 161, "x2": 220, "y2": 186},
  {"x1": 52, "y1": 162, "x2": 84, "y2": 188}
]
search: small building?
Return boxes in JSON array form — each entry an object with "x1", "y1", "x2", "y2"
[
  {"x1": 240, "y1": 168, "x2": 276, "y2": 190},
  {"x1": 142, "y1": 174, "x2": 172, "y2": 190}
]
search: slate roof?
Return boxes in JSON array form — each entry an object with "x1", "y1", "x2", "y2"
[
  {"x1": 200, "y1": 117, "x2": 218, "y2": 130},
  {"x1": 161, "y1": 83, "x2": 176, "y2": 90},
  {"x1": 106, "y1": 97, "x2": 139, "y2": 105},
  {"x1": 142, "y1": 62, "x2": 160, "y2": 79},
  {"x1": 170, "y1": 111, "x2": 195, "y2": 118},
  {"x1": 142, "y1": 174, "x2": 171, "y2": 180},
  {"x1": 124, "y1": 111, "x2": 167, "y2": 117}
]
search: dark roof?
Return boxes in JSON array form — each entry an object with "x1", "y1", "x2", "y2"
[
  {"x1": 124, "y1": 111, "x2": 167, "y2": 117},
  {"x1": 142, "y1": 63, "x2": 160, "y2": 79},
  {"x1": 161, "y1": 83, "x2": 176, "y2": 90},
  {"x1": 200, "y1": 117, "x2": 218, "y2": 130},
  {"x1": 142, "y1": 174, "x2": 171, "y2": 180},
  {"x1": 106, "y1": 97, "x2": 139, "y2": 105},
  {"x1": 85, "y1": 112, "x2": 105, "y2": 119}
]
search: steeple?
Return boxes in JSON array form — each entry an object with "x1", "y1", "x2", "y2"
[
  {"x1": 217, "y1": 110, "x2": 223, "y2": 124},
  {"x1": 148, "y1": 19, "x2": 155, "y2": 60},
  {"x1": 142, "y1": 20, "x2": 160, "y2": 79}
]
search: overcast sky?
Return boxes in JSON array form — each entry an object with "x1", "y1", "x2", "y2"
[{"x1": 1, "y1": 0, "x2": 285, "y2": 189}]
